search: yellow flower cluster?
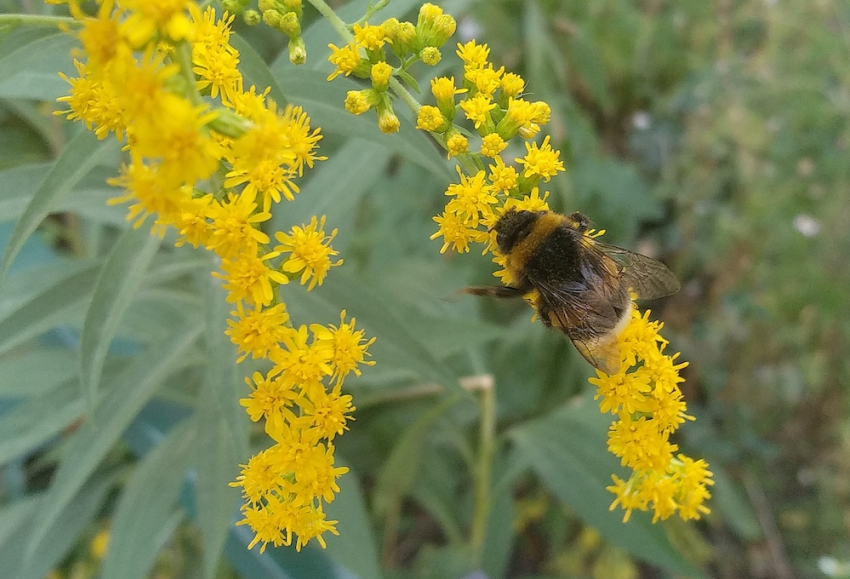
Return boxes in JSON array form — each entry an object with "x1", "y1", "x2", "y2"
[
  {"x1": 327, "y1": 3, "x2": 457, "y2": 133},
  {"x1": 590, "y1": 309, "x2": 713, "y2": 522},
  {"x1": 410, "y1": 34, "x2": 712, "y2": 523},
  {"x1": 422, "y1": 40, "x2": 562, "y2": 284},
  {"x1": 55, "y1": 0, "x2": 373, "y2": 552}
]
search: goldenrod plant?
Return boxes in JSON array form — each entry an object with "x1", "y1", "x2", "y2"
[{"x1": 7, "y1": 1, "x2": 842, "y2": 578}]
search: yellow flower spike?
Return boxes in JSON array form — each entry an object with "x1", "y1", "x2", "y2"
[{"x1": 274, "y1": 215, "x2": 343, "y2": 291}]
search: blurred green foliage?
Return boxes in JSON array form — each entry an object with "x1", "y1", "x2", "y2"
[{"x1": 0, "y1": 0, "x2": 848, "y2": 578}]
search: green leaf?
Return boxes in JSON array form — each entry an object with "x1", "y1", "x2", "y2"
[
  {"x1": 0, "y1": 347, "x2": 76, "y2": 397},
  {"x1": 0, "y1": 163, "x2": 51, "y2": 222},
  {"x1": 193, "y1": 265, "x2": 247, "y2": 579},
  {"x1": 0, "y1": 377, "x2": 85, "y2": 465},
  {"x1": 102, "y1": 419, "x2": 195, "y2": 579},
  {"x1": 0, "y1": 31, "x2": 77, "y2": 101},
  {"x1": 372, "y1": 394, "x2": 463, "y2": 518},
  {"x1": 230, "y1": 34, "x2": 287, "y2": 106},
  {"x1": 274, "y1": 67, "x2": 451, "y2": 181},
  {"x1": 283, "y1": 271, "x2": 461, "y2": 390},
  {"x1": 1, "y1": 476, "x2": 114, "y2": 579},
  {"x1": 0, "y1": 261, "x2": 102, "y2": 356},
  {"x1": 508, "y1": 398, "x2": 703, "y2": 578},
  {"x1": 396, "y1": 70, "x2": 421, "y2": 94},
  {"x1": 24, "y1": 323, "x2": 203, "y2": 560},
  {"x1": 324, "y1": 463, "x2": 383, "y2": 579},
  {"x1": 711, "y1": 467, "x2": 761, "y2": 541},
  {"x1": 0, "y1": 130, "x2": 120, "y2": 281},
  {"x1": 80, "y1": 226, "x2": 161, "y2": 405}
]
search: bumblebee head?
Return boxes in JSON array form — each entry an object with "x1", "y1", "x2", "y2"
[{"x1": 493, "y1": 208, "x2": 543, "y2": 254}]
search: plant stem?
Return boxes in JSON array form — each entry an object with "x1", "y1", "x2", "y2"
[
  {"x1": 172, "y1": 41, "x2": 204, "y2": 107},
  {"x1": 470, "y1": 375, "x2": 496, "y2": 565},
  {"x1": 305, "y1": 0, "x2": 354, "y2": 43},
  {"x1": 0, "y1": 13, "x2": 80, "y2": 28}
]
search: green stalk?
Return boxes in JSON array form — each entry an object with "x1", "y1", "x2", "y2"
[
  {"x1": 0, "y1": 14, "x2": 80, "y2": 28},
  {"x1": 304, "y1": 0, "x2": 355, "y2": 42},
  {"x1": 470, "y1": 377, "x2": 496, "y2": 564}
]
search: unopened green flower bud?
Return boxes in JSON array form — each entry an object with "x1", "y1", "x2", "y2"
[
  {"x1": 420, "y1": 46, "x2": 441, "y2": 66},
  {"x1": 282, "y1": 0, "x2": 303, "y2": 17},
  {"x1": 289, "y1": 35, "x2": 307, "y2": 65},
  {"x1": 279, "y1": 11, "x2": 301, "y2": 38},
  {"x1": 262, "y1": 9, "x2": 281, "y2": 28},
  {"x1": 243, "y1": 9, "x2": 261, "y2": 26},
  {"x1": 221, "y1": 0, "x2": 243, "y2": 14},
  {"x1": 258, "y1": 0, "x2": 280, "y2": 12}
]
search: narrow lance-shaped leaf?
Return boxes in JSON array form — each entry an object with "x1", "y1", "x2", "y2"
[
  {"x1": 80, "y1": 226, "x2": 161, "y2": 406},
  {"x1": 0, "y1": 130, "x2": 120, "y2": 281},
  {"x1": 193, "y1": 264, "x2": 247, "y2": 579},
  {"x1": 102, "y1": 419, "x2": 196, "y2": 579},
  {"x1": 23, "y1": 323, "x2": 203, "y2": 562},
  {"x1": 508, "y1": 398, "x2": 703, "y2": 578}
]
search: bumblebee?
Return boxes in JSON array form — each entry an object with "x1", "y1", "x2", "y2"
[{"x1": 465, "y1": 208, "x2": 680, "y2": 374}]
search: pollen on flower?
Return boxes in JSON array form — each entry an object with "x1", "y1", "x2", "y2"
[{"x1": 353, "y1": 22, "x2": 389, "y2": 51}]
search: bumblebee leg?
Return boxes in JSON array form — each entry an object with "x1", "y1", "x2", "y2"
[{"x1": 462, "y1": 285, "x2": 528, "y2": 299}]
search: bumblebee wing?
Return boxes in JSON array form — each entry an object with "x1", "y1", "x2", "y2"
[
  {"x1": 569, "y1": 333, "x2": 622, "y2": 375},
  {"x1": 587, "y1": 239, "x2": 680, "y2": 300},
  {"x1": 529, "y1": 276, "x2": 625, "y2": 374}
]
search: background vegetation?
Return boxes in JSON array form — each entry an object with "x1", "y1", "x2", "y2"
[{"x1": 0, "y1": 0, "x2": 848, "y2": 578}]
